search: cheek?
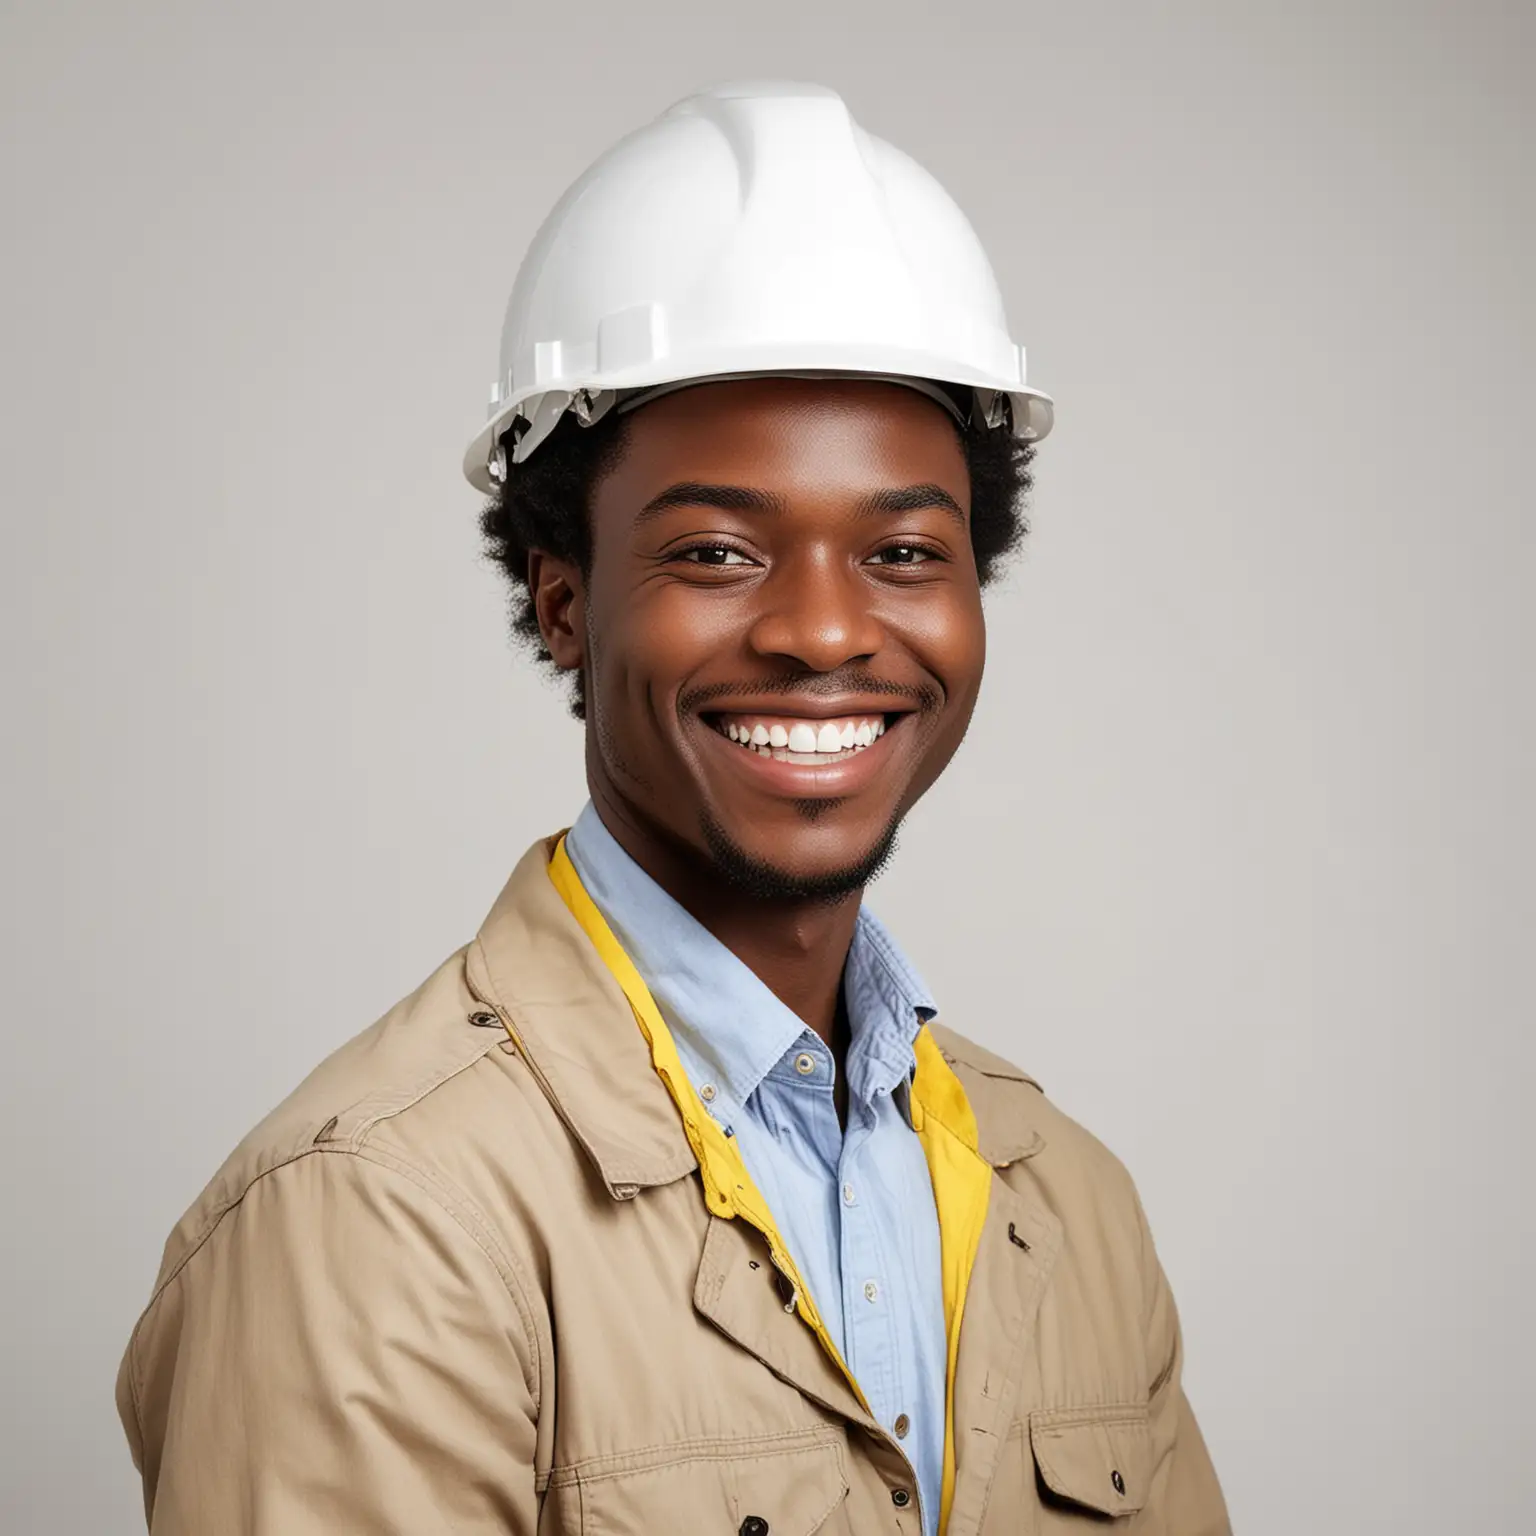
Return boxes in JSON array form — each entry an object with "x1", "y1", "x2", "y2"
[
  {"x1": 885, "y1": 583, "x2": 987, "y2": 702},
  {"x1": 585, "y1": 575, "x2": 733, "y2": 719}
]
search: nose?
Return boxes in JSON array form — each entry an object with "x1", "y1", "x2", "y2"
[{"x1": 746, "y1": 546, "x2": 885, "y2": 672}]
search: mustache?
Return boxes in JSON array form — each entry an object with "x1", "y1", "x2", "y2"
[{"x1": 679, "y1": 672, "x2": 941, "y2": 713}]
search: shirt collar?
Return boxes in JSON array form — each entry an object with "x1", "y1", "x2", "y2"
[{"x1": 563, "y1": 803, "x2": 937, "y2": 1115}]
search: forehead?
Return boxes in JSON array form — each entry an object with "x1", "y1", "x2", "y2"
[{"x1": 596, "y1": 377, "x2": 970, "y2": 507}]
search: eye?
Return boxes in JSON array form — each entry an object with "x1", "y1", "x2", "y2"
[
  {"x1": 676, "y1": 544, "x2": 756, "y2": 567},
  {"x1": 869, "y1": 544, "x2": 940, "y2": 566}
]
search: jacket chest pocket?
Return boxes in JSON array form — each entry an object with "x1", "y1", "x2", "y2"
[
  {"x1": 986, "y1": 1405, "x2": 1150, "y2": 1532},
  {"x1": 558, "y1": 1432, "x2": 850, "y2": 1536}
]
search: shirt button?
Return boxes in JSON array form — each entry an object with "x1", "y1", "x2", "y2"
[
  {"x1": 891, "y1": 1488, "x2": 911, "y2": 1508},
  {"x1": 863, "y1": 1279, "x2": 880, "y2": 1303},
  {"x1": 842, "y1": 1183, "x2": 856, "y2": 1206},
  {"x1": 794, "y1": 1052, "x2": 816, "y2": 1075},
  {"x1": 700, "y1": 1083, "x2": 717, "y2": 1102},
  {"x1": 893, "y1": 1413, "x2": 910, "y2": 1440}
]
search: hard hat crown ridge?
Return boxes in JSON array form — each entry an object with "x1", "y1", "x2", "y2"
[{"x1": 464, "y1": 80, "x2": 1053, "y2": 491}]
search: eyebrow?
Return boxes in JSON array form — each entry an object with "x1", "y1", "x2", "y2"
[
  {"x1": 853, "y1": 484, "x2": 965, "y2": 522},
  {"x1": 634, "y1": 481, "x2": 964, "y2": 524},
  {"x1": 634, "y1": 482, "x2": 788, "y2": 523}
]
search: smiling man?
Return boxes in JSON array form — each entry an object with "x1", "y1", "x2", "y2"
[{"x1": 117, "y1": 84, "x2": 1230, "y2": 1535}]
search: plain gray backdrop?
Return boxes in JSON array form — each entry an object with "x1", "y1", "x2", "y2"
[{"x1": 2, "y1": 1, "x2": 1532, "y2": 1531}]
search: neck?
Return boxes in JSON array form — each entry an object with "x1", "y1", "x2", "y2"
[{"x1": 589, "y1": 788, "x2": 861, "y2": 1048}]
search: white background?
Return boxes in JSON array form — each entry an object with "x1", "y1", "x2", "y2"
[{"x1": 2, "y1": 2, "x2": 1532, "y2": 1530}]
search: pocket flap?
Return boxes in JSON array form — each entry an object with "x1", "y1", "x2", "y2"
[
  {"x1": 568, "y1": 1432, "x2": 849, "y2": 1536},
  {"x1": 1028, "y1": 1404, "x2": 1151, "y2": 1516}
]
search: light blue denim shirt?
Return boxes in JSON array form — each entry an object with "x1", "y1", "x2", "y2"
[{"x1": 565, "y1": 803, "x2": 947, "y2": 1536}]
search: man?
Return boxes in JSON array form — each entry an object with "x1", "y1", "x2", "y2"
[{"x1": 117, "y1": 83, "x2": 1230, "y2": 1534}]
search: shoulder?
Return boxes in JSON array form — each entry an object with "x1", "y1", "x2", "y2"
[
  {"x1": 143, "y1": 945, "x2": 526, "y2": 1304},
  {"x1": 930, "y1": 1021, "x2": 1144, "y2": 1216}
]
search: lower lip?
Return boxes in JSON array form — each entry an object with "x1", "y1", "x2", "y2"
[{"x1": 699, "y1": 718, "x2": 903, "y2": 797}]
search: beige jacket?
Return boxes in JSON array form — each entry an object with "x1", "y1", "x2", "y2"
[{"x1": 118, "y1": 836, "x2": 1231, "y2": 1534}]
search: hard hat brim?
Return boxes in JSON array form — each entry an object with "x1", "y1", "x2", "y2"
[{"x1": 463, "y1": 349, "x2": 1054, "y2": 496}]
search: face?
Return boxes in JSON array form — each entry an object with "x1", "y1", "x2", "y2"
[{"x1": 532, "y1": 377, "x2": 987, "y2": 900}]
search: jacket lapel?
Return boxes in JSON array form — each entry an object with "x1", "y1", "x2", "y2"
[
  {"x1": 692, "y1": 1214, "x2": 876, "y2": 1432},
  {"x1": 944, "y1": 1176, "x2": 1062, "y2": 1535}
]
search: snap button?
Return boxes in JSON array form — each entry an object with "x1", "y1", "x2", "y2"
[
  {"x1": 1112, "y1": 1469, "x2": 1126, "y2": 1496},
  {"x1": 794, "y1": 1052, "x2": 816, "y2": 1075},
  {"x1": 739, "y1": 1519, "x2": 770, "y2": 1536},
  {"x1": 891, "y1": 1488, "x2": 911, "y2": 1508},
  {"x1": 893, "y1": 1413, "x2": 910, "y2": 1440},
  {"x1": 468, "y1": 1010, "x2": 500, "y2": 1028}
]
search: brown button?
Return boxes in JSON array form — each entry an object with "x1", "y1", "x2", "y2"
[
  {"x1": 893, "y1": 1413, "x2": 910, "y2": 1440},
  {"x1": 891, "y1": 1488, "x2": 911, "y2": 1508}
]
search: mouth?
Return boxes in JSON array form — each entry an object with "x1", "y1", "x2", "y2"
[{"x1": 704, "y1": 710, "x2": 897, "y2": 767}]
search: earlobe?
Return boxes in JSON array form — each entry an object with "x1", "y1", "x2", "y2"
[{"x1": 527, "y1": 550, "x2": 586, "y2": 671}]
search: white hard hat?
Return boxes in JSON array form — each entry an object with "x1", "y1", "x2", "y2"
[{"x1": 463, "y1": 80, "x2": 1053, "y2": 494}]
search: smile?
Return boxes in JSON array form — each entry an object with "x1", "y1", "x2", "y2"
[{"x1": 711, "y1": 713, "x2": 887, "y2": 766}]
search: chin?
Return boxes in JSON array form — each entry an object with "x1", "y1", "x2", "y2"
[{"x1": 697, "y1": 809, "x2": 902, "y2": 904}]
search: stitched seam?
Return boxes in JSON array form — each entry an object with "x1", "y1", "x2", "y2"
[
  {"x1": 572, "y1": 1435, "x2": 839, "y2": 1489},
  {"x1": 128, "y1": 1142, "x2": 545, "y2": 1418},
  {"x1": 1029, "y1": 1403, "x2": 1148, "y2": 1431},
  {"x1": 969, "y1": 1426, "x2": 1006, "y2": 1533},
  {"x1": 968, "y1": 1203, "x2": 1063, "y2": 1532},
  {"x1": 139, "y1": 1043, "x2": 505, "y2": 1313},
  {"x1": 342, "y1": 1034, "x2": 504, "y2": 1143},
  {"x1": 350, "y1": 1142, "x2": 544, "y2": 1412},
  {"x1": 136, "y1": 1142, "x2": 337, "y2": 1317},
  {"x1": 547, "y1": 1425, "x2": 842, "y2": 1487}
]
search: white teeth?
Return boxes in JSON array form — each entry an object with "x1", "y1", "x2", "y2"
[{"x1": 720, "y1": 715, "x2": 891, "y2": 755}]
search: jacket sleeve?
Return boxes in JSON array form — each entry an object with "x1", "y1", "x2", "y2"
[
  {"x1": 1135, "y1": 1187, "x2": 1233, "y2": 1536},
  {"x1": 116, "y1": 1147, "x2": 543, "y2": 1534}
]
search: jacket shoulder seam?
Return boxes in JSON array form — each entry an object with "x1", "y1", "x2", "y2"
[
  {"x1": 132, "y1": 1136, "x2": 544, "y2": 1415},
  {"x1": 333, "y1": 1027, "x2": 505, "y2": 1147},
  {"x1": 349, "y1": 1140, "x2": 545, "y2": 1410},
  {"x1": 149, "y1": 1030, "x2": 504, "y2": 1303}
]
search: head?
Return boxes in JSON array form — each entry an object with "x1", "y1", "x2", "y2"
[{"x1": 481, "y1": 376, "x2": 1033, "y2": 902}]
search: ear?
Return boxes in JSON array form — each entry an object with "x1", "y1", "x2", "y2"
[{"x1": 526, "y1": 550, "x2": 586, "y2": 672}]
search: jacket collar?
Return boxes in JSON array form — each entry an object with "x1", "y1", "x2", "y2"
[
  {"x1": 464, "y1": 835, "x2": 1050, "y2": 1196},
  {"x1": 466, "y1": 834, "x2": 698, "y2": 1199}
]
